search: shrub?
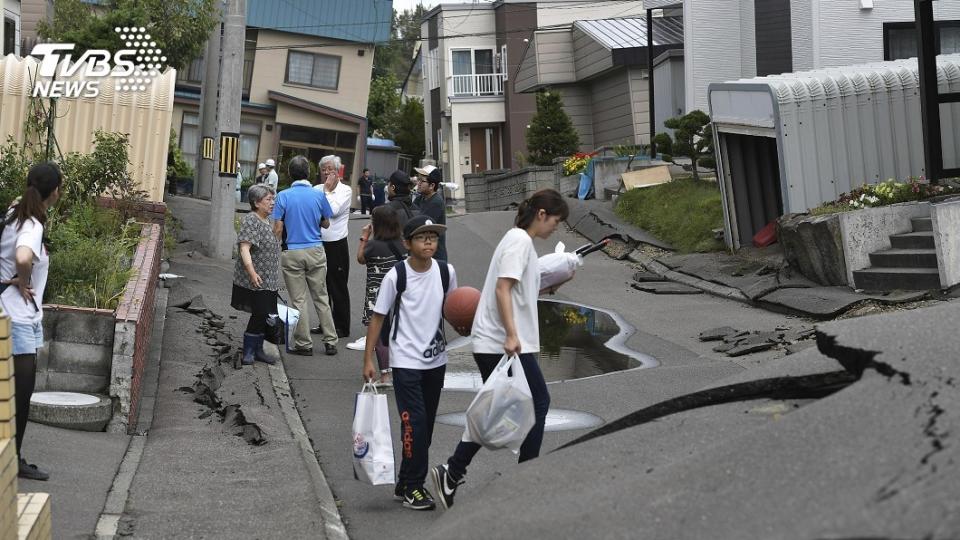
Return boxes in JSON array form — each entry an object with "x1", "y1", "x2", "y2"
[
  {"x1": 526, "y1": 90, "x2": 580, "y2": 166},
  {"x1": 46, "y1": 203, "x2": 141, "y2": 310}
]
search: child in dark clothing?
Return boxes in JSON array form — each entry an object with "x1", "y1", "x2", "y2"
[
  {"x1": 362, "y1": 215, "x2": 457, "y2": 511},
  {"x1": 352, "y1": 206, "x2": 407, "y2": 386}
]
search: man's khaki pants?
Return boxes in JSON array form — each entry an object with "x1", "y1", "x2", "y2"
[{"x1": 281, "y1": 245, "x2": 338, "y2": 350}]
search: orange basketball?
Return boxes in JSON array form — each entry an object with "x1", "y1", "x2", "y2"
[{"x1": 444, "y1": 286, "x2": 481, "y2": 336}]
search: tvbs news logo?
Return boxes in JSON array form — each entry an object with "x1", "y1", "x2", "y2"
[{"x1": 30, "y1": 27, "x2": 166, "y2": 98}]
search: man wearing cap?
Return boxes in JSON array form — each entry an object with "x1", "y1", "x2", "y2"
[
  {"x1": 256, "y1": 163, "x2": 269, "y2": 185},
  {"x1": 386, "y1": 170, "x2": 418, "y2": 229},
  {"x1": 271, "y1": 155, "x2": 338, "y2": 356},
  {"x1": 264, "y1": 159, "x2": 279, "y2": 190},
  {"x1": 414, "y1": 166, "x2": 447, "y2": 262}
]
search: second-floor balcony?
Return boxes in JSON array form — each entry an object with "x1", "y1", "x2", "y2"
[{"x1": 449, "y1": 73, "x2": 506, "y2": 98}]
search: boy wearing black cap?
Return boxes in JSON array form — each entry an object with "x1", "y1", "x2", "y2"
[
  {"x1": 362, "y1": 215, "x2": 457, "y2": 511},
  {"x1": 385, "y1": 170, "x2": 418, "y2": 228}
]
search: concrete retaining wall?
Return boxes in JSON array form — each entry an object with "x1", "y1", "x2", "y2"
[
  {"x1": 464, "y1": 167, "x2": 558, "y2": 213},
  {"x1": 838, "y1": 202, "x2": 931, "y2": 288},
  {"x1": 38, "y1": 307, "x2": 115, "y2": 394},
  {"x1": 931, "y1": 198, "x2": 960, "y2": 288},
  {"x1": 108, "y1": 223, "x2": 163, "y2": 433}
]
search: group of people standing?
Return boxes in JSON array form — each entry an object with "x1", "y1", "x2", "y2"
[{"x1": 230, "y1": 157, "x2": 571, "y2": 514}]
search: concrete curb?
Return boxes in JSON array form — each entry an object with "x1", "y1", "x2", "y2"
[
  {"x1": 627, "y1": 250, "x2": 751, "y2": 303},
  {"x1": 269, "y1": 359, "x2": 349, "y2": 540},
  {"x1": 94, "y1": 286, "x2": 168, "y2": 539}
]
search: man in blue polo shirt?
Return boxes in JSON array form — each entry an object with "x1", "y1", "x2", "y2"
[{"x1": 272, "y1": 155, "x2": 338, "y2": 356}]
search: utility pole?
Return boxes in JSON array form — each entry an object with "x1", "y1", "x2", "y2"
[
  {"x1": 207, "y1": 0, "x2": 246, "y2": 260},
  {"x1": 195, "y1": 5, "x2": 223, "y2": 199}
]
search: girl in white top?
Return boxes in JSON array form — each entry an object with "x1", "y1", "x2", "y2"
[
  {"x1": 430, "y1": 189, "x2": 571, "y2": 511},
  {"x1": 0, "y1": 162, "x2": 62, "y2": 481}
]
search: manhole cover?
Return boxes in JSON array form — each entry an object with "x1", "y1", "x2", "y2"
[
  {"x1": 436, "y1": 409, "x2": 604, "y2": 432},
  {"x1": 31, "y1": 392, "x2": 101, "y2": 406}
]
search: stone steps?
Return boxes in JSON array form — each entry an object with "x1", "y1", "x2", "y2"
[
  {"x1": 854, "y1": 217, "x2": 942, "y2": 292},
  {"x1": 868, "y1": 248, "x2": 939, "y2": 268},
  {"x1": 890, "y1": 231, "x2": 936, "y2": 249},
  {"x1": 852, "y1": 267, "x2": 942, "y2": 291},
  {"x1": 911, "y1": 217, "x2": 933, "y2": 232}
]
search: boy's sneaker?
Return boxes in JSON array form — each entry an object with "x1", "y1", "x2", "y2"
[
  {"x1": 430, "y1": 464, "x2": 464, "y2": 510},
  {"x1": 393, "y1": 483, "x2": 405, "y2": 501},
  {"x1": 403, "y1": 487, "x2": 436, "y2": 511},
  {"x1": 345, "y1": 337, "x2": 366, "y2": 351}
]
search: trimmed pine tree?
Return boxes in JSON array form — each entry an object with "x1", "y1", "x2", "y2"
[{"x1": 525, "y1": 90, "x2": 580, "y2": 166}]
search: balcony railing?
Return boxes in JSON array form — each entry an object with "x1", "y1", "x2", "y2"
[{"x1": 449, "y1": 73, "x2": 505, "y2": 97}]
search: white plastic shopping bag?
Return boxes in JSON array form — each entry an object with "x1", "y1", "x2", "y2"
[
  {"x1": 276, "y1": 302, "x2": 300, "y2": 346},
  {"x1": 538, "y1": 241, "x2": 583, "y2": 290},
  {"x1": 463, "y1": 354, "x2": 536, "y2": 453},
  {"x1": 352, "y1": 382, "x2": 395, "y2": 485}
]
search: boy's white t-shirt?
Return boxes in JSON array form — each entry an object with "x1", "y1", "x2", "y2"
[
  {"x1": 374, "y1": 259, "x2": 457, "y2": 370},
  {"x1": 471, "y1": 228, "x2": 540, "y2": 354},
  {"x1": 0, "y1": 216, "x2": 49, "y2": 324}
]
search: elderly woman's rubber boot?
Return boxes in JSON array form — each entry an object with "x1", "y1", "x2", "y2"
[
  {"x1": 242, "y1": 333, "x2": 258, "y2": 365},
  {"x1": 252, "y1": 333, "x2": 276, "y2": 365}
]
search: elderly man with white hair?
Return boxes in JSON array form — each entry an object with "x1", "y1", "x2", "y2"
[{"x1": 313, "y1": 155, "x2": 353, "y2": 338}]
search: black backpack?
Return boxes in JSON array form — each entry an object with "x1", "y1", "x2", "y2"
[{"x1": 378, "y1": 257, "x2": 451, "y2": 351}]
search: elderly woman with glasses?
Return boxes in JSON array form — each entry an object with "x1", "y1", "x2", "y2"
[{"x1": 231, "y1": 183, "x2": 282, "y2": 365}]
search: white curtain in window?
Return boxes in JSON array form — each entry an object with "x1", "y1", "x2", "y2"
[
  {"x1": 888, "y1": 28, "x2": 918, "y2": 60},
  {"x1": 941, "y1": 26, "x2": 960, "y2": 55},
  {"x1": 312, "y1": 55, "x2": 340, "y2": 88},
  {"x1": 288, "y1": 51, "x2": 313, "y2": 85}
]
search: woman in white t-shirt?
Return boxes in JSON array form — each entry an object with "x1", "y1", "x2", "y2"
[
  {"x1": 430, "y1": 189, "x2": 571, "y2": 510},
  {"x1": 0, "y1": 162, "x2": 62, "y2": 481}
]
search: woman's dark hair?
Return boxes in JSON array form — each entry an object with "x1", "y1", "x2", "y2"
[
  {"x1": 371, "y1": 205, "x2": 401, "y2": 241},
  {"x1": 11, "y1": 162, "x2": 63, "y2": 229},
  {"x1": 515, "y1": 189, "x2": 569, "y2": 229}
]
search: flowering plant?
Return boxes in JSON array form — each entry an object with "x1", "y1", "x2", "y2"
[
  {"x1": 562, "y1": 152, "x2": 597, "y2": 176},
  {"x1": 832, "y1": 177, "x2": 958, "y2": 210}
]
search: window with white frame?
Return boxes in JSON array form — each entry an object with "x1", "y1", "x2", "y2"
[
  {"x1": 179, "y1": 112, "x2": 200, "y2": 176},
  {"x1": 500, "y1": 45, "x2": 508, "y2": 80},
  {"x1": 286, "y1": 51, "x2": 341, "y2": 90},
  {"x1": 238, "y1": 120, "x2": 262, "y2": 180}
]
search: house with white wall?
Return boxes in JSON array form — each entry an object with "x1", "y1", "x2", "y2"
[
  {"x1": 2, "y1": 0, "x2": 20, "y2": 56},
  {"x1": 420, "y1": 0, "x2": 647, "y2": 192},
  {"x1": 644, "y1": 0, "x2": 960, "y2": 113}
]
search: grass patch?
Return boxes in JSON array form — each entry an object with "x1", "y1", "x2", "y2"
[{"x1": 615, "y1": 177, "x2": 725, "y2": 253}]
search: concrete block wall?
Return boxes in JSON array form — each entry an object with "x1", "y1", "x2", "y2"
[
  {"x1": 108, "y1": 224, "x2": 163, "y2": 433},
  {"x1": 464, "y1": 168, "x2": 558, "y2": 213},
  {"x1": 931, "y1": 198, "x2": 960, "y2": 288},
  {"x1": 96, "y1": 197, "x2": 168, "y2": 225},
  {"x1": 38, "y1": 308, "x2": 115, "y2": 393}
]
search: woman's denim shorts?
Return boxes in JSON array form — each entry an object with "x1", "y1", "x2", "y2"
[{"x1": 11, "y1": 320, "x2": 44, "y2": 356}]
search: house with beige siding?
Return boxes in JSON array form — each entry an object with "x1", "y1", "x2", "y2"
[
  {"x1": 644, "y1": 0, "x2": 960, "y2": 114},
  {"x1": 420, "y1": 0, "x2": 647, "y2": 193},
  {"x1": 172, "y1": 0, "x2": 389, "y2": 196},
  {"x1": 515, "y1": 17, "x2": 683, "y2": 152}
]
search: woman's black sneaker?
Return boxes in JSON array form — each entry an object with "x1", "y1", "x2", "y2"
[
  {"x1": 18, "y1": 459, "x2": 49, "y2": 481},
  {"x1": 403, "y1": 487, "x2": 436, "y2": 510}
]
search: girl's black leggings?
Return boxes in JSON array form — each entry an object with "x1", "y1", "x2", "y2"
[{"x1": 14, "y1": 354, "x2": 36, "y2": 454}]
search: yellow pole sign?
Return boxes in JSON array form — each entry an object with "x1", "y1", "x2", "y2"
[{"x1": 218, "y1": 133, "x2": 239, "y2": 177}]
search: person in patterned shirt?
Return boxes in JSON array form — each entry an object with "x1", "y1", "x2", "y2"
[{"x1": 231, "y1": 183, "x2": 282, "y2": 365}]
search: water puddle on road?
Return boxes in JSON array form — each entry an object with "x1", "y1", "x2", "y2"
[{"x1": 443, "y1": 299, "x2": 658, "y2": 391}]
